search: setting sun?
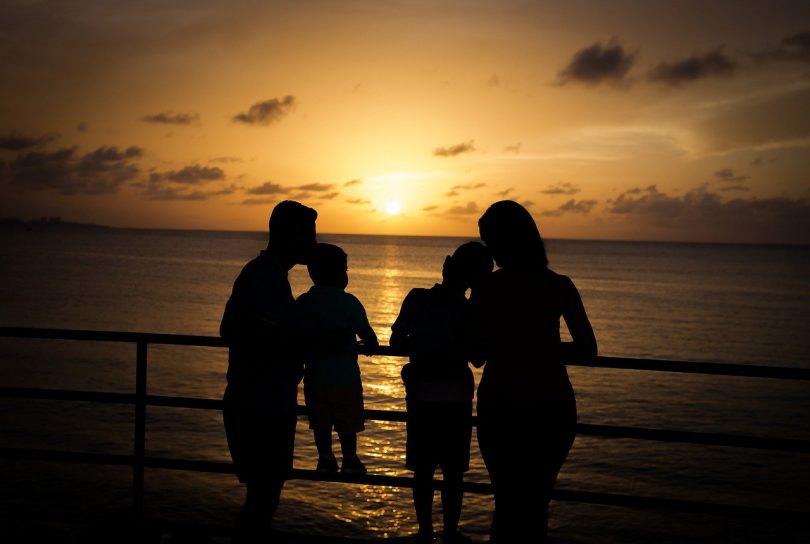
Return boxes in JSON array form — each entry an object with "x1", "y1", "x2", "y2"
[{"x1": 385, "y1": 201, "x2": 402, "y2": 216}]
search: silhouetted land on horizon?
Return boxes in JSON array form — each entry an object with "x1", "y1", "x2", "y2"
[{"x1": 0, "y1": 217, "x2": 111, "y2": 231}]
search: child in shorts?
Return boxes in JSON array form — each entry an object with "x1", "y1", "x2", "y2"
[
  {"x1": 295, "y1": 242, "x2": 378, "y2": 474},
  {"x1": 390, "y1": 241, "x2": 493, "y2": 543}
]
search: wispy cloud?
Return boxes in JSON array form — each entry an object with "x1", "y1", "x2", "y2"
[
  {"x1": 0, "y1": 131, "x2": 58, "y2": 151},
  {"x1": 540, "y1": 182, "x2": 580, "y2": 195},
  {"x1": 346, "y1": 197, "x2": 371, "y2": 205},
  {"x1": 246, "y1": 181, "x2": 288, "y2": 195},
  {"x1": 422, "y1": 205, "x2": 439, "y2": 212},
  {"x1": 344, "y1": 178, "x2": 362, "y2": 187},
  {"x1": 557, "y1": 39, "x2": 636, "y2": 87},
  {"x1": 140, "y1": 111, "x2": 199, "y2": 125},
  {"x1": 649, "y1": 48, "x2": 737, "y2": 86},
  {"x1": 294, "y1": 183, "x2": 334, "y2": 192},
  {"x1": 540, "y1": 199, "x2": 597, "y2": 216},
  {"x1": 446, "y1": 201, "x2": 480, "y2": 215},
  {"x1": 3, "y1": 145, "x2": 142, "y2": 194},
  {"x1": 502, "y1": 143, "x2": 521, "y2": 154},
  {"x1": 433, "y1": 140, "x2": 475, "y2": 157},
  {"x1": 754, "y1": 30, "x2": 810, "y2": 65},
  {"x1": 714, "y1": 168, "x2": 749, "y2": 182},
  {"x1": 209, "y1": 156, "x2": 243, "y2": 164},
  {"x1": 150, "y1": 165, "x2": 225, "y2": 185},
  {"x1": 233, "y1": 96, "x2": 296, "y2": 125}
]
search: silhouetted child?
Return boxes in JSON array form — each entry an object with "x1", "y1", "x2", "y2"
[
  {"x1": 390, "y1": 241, "x2": 493, "y2": 544},
  {"x1": 295, "y1": 242, "x2": 378, "y2": 474}
]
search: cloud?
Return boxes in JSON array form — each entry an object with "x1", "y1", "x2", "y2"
[
  {"x1": 496, "y1": 187, "x2": 514, "y2": 197},
  {"x1": 751, "y1": 156, "x2": 776, "y2": 166},
  {"x1": 294, "y1": 183, "x2": 334, "y2": 192},
  {"x1": 142, "y1": 185, "x2": 238, "y2": 201},
  {"x1": 0, "y1": 131, "x2": 58, "y2": 151},
  {"x1": 487, "y1": 74, "x2": 500, "y2": 87},
  {"x1": 540, "y1": 199, "x2": 597, "y2": 216},
  {"x1": 344, "y1": 179, "x2": 362, "y2": 187},
  {"x1": 451, "y1": 182, "x2": 487, "y2": 191},
  {"x1": 246, "y1": 181, "x2": 288, "y2": 195},
  {"x1": 692, "y1": 87, "x2": 810, "y2": 153},
  {"x1": 150, "y1": 164, "x2": 225, "y2": 185},
  {"x1": 540, "y1": 182, "x2": 580, "y2": 195},
  {"x1": 209, "y1": 156, "x2": 243, "y2": 164},
  {"x1": 77, "y1": 122, "x2": 88, "y2": 133},
  {"x1": 3, "y1": 145, "x2": 142, "y2": 194},
  {"x1": 754, "y1": 30, "x2": 810, "y2": 64},
  {"x1": 445, "y1": 190, "x2": 459, "y2": 197},
  {"x1": 446, "y1": 201, "x2": 480, "y2": 215},
  {"x1": 242, "y1": 197, "x2": 279, "y2": 205},
  {"x1": 346, "y1": 197, "x2": 371, "y2": 205},
  {"x1": 141, "y1": 111, "x2": 199, "y2": 125},
  {"x1": 503, "y1": 143, "x2": 521, "y2": 154},
  {"x1": 714, "y1": 168, "x2": 749, "y2": 182},
  {"x1": 606, "y1": 185, "x2": 810, "y2": 243},
  {"x1": 718, "y1": 185, "x2": 750, "y2": 192},
  {"x1": 318, "y1": 191, "x2": 340, "y2": 200},
  {"x1": 648, "y1": 48, "x2": 737, "y2": 86},
  {"x1": 422, "y1": 205, "x2": 438, "y2": 212},
  {"x1": 433, "y1": 140, "x2": 475, "y2": 157},
  {"x1": 233, "y1": 96, "x2": 296, "y2": 125},
  {"x1": 557, "y1": 39, "x2": 636, "y2": 86}
]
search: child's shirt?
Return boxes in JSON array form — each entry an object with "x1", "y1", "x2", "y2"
[
  {"x1": 295, "y1": 285, "x2": 376, "y2": 386},
  {"x1": 391, "y1": 284, "x2": 474, "y2": 403}
]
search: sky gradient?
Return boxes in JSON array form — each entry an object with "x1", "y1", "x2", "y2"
[{"x1": 2, "y1": 0, "x2": 809, "y2": 243}]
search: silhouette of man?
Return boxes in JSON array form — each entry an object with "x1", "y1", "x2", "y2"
[{"x1": 220, "y1": 200, "x2": 317, "y2": 542}]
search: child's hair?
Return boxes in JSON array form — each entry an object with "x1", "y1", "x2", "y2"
[
  {"x1": 445, "y1": 241, "x2": 493, "y2": 288},
  {"x1": 307, "y1": 243, "x2": 348, "y2": 286}
]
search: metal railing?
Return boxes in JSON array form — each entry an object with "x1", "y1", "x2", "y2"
[{"x1": 1, "y1": 326, "x2": 808, "y2": 524}]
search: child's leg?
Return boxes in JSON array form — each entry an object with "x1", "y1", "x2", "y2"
[
  {"x1": 337, "y1": 430, "x2": 357, "y2": 457},
  {"x1": 440, "y1": 468, "x2": 464, "y2": 536},
  {"x1": 313, "y1": 426, "x2": 333, "y2": 457},
  {"x1": 413, "y1": 467, "x2": 436, "y2": 537}
]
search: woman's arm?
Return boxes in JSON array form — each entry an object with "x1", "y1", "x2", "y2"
[{"x1": 561, "y1": 277, "x2": 597, "y2": 362}]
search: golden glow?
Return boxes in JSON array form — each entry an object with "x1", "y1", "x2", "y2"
[{"x1": 384, "y1": 201, "x2": 402, "y2": 216}]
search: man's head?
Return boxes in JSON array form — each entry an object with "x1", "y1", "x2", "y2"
[
  {"x1": 307, "y1": 243, "x2": 349, "y2": 289},
  {"x1": 268, "y1": 200, "x2": 318, "y2": 267},
  {"x1": 442, "y1": 241, "x2": 493, "y2": 291}
]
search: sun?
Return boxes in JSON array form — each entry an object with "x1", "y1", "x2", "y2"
[{"x1": 385, "y1": 201, "x2": 402, "y2": 216}]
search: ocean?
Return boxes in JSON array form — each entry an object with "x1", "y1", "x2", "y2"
[{"x1": 0, "y1": 227, "x2": 808, "y2": 542}]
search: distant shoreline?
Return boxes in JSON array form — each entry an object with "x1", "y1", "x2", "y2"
[{"x1": 2, "y1": 217, "x2": 807, "y2": 248}]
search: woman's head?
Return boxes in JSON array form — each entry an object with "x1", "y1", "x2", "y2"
[{"x1": 478, "y1": 200, "x2": 548, "y2": 269}]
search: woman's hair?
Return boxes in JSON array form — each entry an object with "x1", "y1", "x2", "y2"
[{"x1": 478, "y1": 200, "x2": 548, "y2": 268}]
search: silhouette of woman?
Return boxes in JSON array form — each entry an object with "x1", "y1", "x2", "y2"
[{"x1": 472, "y1": 200, "x2": 597, "y2": 543}]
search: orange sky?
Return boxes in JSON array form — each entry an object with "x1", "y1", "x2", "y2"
[{"x1": 1, "y1": 1, "x2": 809, "y2": 243}]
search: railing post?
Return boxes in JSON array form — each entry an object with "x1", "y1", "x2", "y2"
[{"x1": 133, "y1": 340, "x2": 147, "y2": 519}]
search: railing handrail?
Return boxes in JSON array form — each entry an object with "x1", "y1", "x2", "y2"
[
  {"x1": 2, "y1": 325, "x2": 809, "y2": 380},
  {"x1": 1, "y1": 325, "x2": 808, "y2": 526}
]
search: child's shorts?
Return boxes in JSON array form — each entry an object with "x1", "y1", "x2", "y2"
[
  {"x1": 304, "y1": 383, "x2": 365, "y2": 433},
  {"x1": 406, "y1": 400, "x2": 472, "y2": 473}
]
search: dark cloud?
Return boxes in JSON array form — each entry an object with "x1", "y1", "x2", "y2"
[
  {"x1": 648, "y1": 48, "x2": 737, "y2": 86},
  {"x1": 487, "y1": 74, "x2": 500, "y2": 87},
  {"x1": 344, "y1": 179, "x2": 362, "y2": 187},
  {"x1": 503, "y1": 143, "x2": 521, "y2": 154},
  {"x1": 751, "y1": 156, "x2": 776, "y2": 166},
  {"x1": 540, "y1": 199, "x2": 597, "y2": 216},
  {"x1": 295, "y1": 183, "x2": 334, "y2": 192},
  {"x1": 754, "y1": 30, "x2": 810, "y2": 64},
  {"x1": 77, "y1": 122, "x2": 88, "y2": 133},
  {"x1": 319, "y1": 192, "x2": 340, "y2": 200},
  {"x1": 142, "y1": 185, "x2": 237, "y2": 201},
  {"x1": 141, "y1": 111, "x2": 199, "y2": 125},
  {"x1": 451, "y1": 182, "x2": 487, "y2": 191},
  {"x1": 607, "y1": 185, "x2": 810, "y2": 244},
  {"x1": 0, "y1": 131, "x2": 58, "y2": 151},
  {"x1": 233, "y1": 96, "x2": 296, "y2": 125},
  {"x1": 540, "y1": 182, "x2": 580, "y2": 195},
  {"x1": 496, "y1": 187, "x2": 514, "y2": 197},
  {"x1": 446, "y1": 201, "x2": 479, "y2": 215},
  {"x1": 3, "y1": 145, "x2": 141, "y2": 194},
  {"x1": 422, "y1": 205, "x2": 439, "y2": 212},
  {"x1": 522, "y1": 200, "x2": 535, "y2": 209},
  {"x1": 719, "y1": 185, "x2": 750, "y2": 192},
  {"x1": 246, "y1": 181, "x2": 288, "y2": 195},
  {"x1": 557, "y1": 39, "x2": 636, "y2": 86},
  {"x1": 347, "y1": 197, "x2": 371, "y2": 205},
  {"x1": 714, "y1": 168, "x2": 749, "y2": 182},
  {"x1": 433, "y1": 140, "x2": 475, "y2": 157},
  {"x1": 150, "y1": 164, "x2": 224, "y2": 185}
]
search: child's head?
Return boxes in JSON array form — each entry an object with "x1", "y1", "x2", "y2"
[
  {"x1": 443, "y1": 241, "x2": 493, "y2": 290},
  {"x1": 307, "y1": 243, "x2": 349, "y2": 289}
]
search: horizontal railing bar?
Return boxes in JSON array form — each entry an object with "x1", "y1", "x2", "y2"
[
  {"x1": 1, "y1": 447, "x2": 804, "y2": 521},
  {"x1": 3, "y1": 388, "x2": 808, "y2": 453},
  {"x1": 3, "y1": 326, "x2": 809, "y2": 380}
]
